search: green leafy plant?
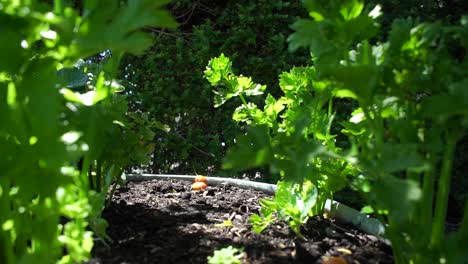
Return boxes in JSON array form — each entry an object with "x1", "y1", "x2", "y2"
[
  {"x1": 0, "y1": 1, "x2": 175, "y2": 263},
  {"x1": 250, "y1": 181, "x2": 318, "y2": 238},
  {"x1": 206, "y1": 1, "x2": 467, "y2": 263},
  {"x1": 288, "y1": 1, "x2": 468, "y2": 262},
  {"x1": 204, "y1": 54, "x2": 354, "y2": 237},
  {"x1": 207, "y1": 246, "x2": 244, "y2": 264}
]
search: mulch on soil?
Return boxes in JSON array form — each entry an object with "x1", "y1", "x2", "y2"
[{"x1": 87, "y1": 179, "x2": 394, "y2": 264}]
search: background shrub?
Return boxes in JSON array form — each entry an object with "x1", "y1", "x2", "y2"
[{"x1": 120, "y1": 0, "x2": 309, "y2": 176}]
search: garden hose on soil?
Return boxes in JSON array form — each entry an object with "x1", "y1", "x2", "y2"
[{"x1": 124, "y1": 174, "x2": 386, "y2": 238}]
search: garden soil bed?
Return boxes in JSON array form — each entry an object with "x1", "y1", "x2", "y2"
[{"x1": 87, "y1": 179, "x2": 394, "y2": 264}]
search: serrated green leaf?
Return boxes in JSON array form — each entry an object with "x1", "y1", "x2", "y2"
[
  {"x1": 204, "y1": 53, "x2": 232, "y2": 86},
  {"x1": 72, "y1": 0, "x2": 177, "y2": 59},
  {"x1": 237, "y1": 76, "x2": 254, "y2": 91},
  {"x1": 288, "y1": 19, "x2": 333, "y2": 54},
  {"x1": 207, "y1": 54, "x2": 265, "y2": 107},
  {"x1": 244, "y1": 83, "x2": 266, "y2": 96},
  {"x1": 249, "y1": 212, "x2": 274, "y2": 234},
  {"x1": 232, "y1": 103, "x2": 264, "y2": 124},
  {"x1": 264, "y1": 94, "x2": 287, "y2": 117}
]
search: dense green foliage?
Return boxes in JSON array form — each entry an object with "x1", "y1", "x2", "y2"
[
  {"x1": 120, "y1": 0, "x2": 309, "y2": 176},
  {"x1": 2, "y1": 0, "x2": 467, "y2": 263},
  {"x1": 205, "y1": 54, "x2": 354, "y2": 237},
  {"x1": 206, "y1": 0, "x2": 468, "y2": 263},
  {"x1": 0, "y1": 1, "x2": 175, "y2": 263}
]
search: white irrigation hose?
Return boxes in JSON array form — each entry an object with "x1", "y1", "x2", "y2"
[
  {"x1": 125, "y1": 174, "x2": 278, "y2": 194},
  {"x1": 124, "y1": 173, "x2": 386, "y2": 238}
]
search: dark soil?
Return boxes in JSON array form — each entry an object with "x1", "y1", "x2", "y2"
[{"x1": 87, "y1": 179, "x2": 394, "y2": 264}]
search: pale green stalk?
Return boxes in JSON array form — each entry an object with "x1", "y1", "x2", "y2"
[
  {"x1": 0, "y1": 178, "x2": 14, "y2": 264},
  {"x1": 431, "y1": 131, "x2": 458, "y2": 247}
]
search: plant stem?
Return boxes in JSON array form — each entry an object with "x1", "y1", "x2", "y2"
[
  {"x1": 430, "y1": 131, "x2": 457, "y2": 247},
  {"x1": 54, "y1": 0, "x2": 64, "y2": 14},
  {"x1": 106, "y1": 168, "x2": 124, "y2": 207},
  {"x1": 96, "y1": 159, "x2": 102, "y2": 193},
  {"x1": 387, "y1": 230, "x2": 406, "y2": 264},
  {"x1": 239, "y1": 93, "x2": 248, "y2": 108},
  {"x1": 370, "y1": 106, "x2": 384, "y2": 150},
  {"x1": 328, "y1": 98, "x2": 333, "y2": 117},
  {"x1": 106, "y1": 182, "x2": 119, "y2": 208},
  {"x1": 362, "y1": 106, "x2": 383, "y2": 152},
  {"x1": 420, "y1": 154, "x2": 435, "y2": 241},
  {"x1": 0, "y1": 179, "x2": 14, "y2": 264},
  {"x1": 0, "y1": 231, "x2": 13, "y2": 264},
  {"x1": 88, "y1": 161, "x2": 94, "y2": 191}
]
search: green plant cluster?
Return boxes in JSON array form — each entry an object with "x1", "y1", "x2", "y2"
[
  {"x1": 0, "y1": 1, "x2": 175, "y2": 263},
  {"x1": 207, "y1": 246, "x2": 244, "y2": 264},
  {"x1": 349, "y1": 1, "x2": 468, "y2": 214},
  {"x1": 205, "y1": 0, "x2": 468, "y2": 263},
  {"x1": 205, "y1": 53, "x2": 355, "y2": 237},
  {"x1": 120, "y1": 0, "x2": 310, "y2": 176}
]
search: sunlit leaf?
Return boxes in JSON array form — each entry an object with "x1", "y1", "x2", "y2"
[{"x1": 339, "y1": 0, "x2": 364, "y2": 21}]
